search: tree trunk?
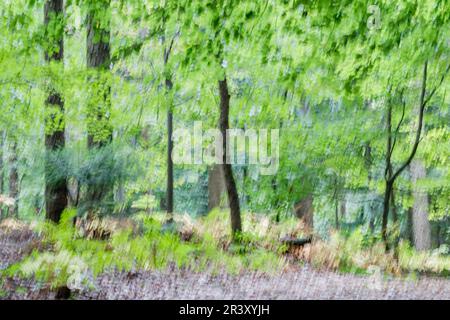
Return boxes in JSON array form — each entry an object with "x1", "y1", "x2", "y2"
[
  {"x1": 334, "y1": 197, "x2": 339, "y2": 229},
  {"x1": 44, "y1": 0, "x2": 67, "y2": 223},
  {"x1": 382, "y1": 96, "x2": 394, "y2": 249},
  {"x1": 410, "y1": 160, "x2": 431, "y2": 250},
  {"x1": 390, "y1": 188, "x2": 398, "y2": 225},
  {"x1": 404, "y1": 206, "x2": 414, "y2": 244},
  {"x1": 8, "y1": 141, "x2": 18, "y2": 217},
  {"x1": 218, "y1": 77, "x2": 242, "y2": 238},
  {"x1": 333, "y1": 177, "x2": 339, "y2": 229},
  {"x1": 381, "y1": 180, "x2": 393, "y2": 249},
  {"x1": 86, "y1": 2, "x2": 111, "y2": 71},
  {"x1": 208, "y1": 164, "x2": 226, "y2": 211},
  {"x1": 86, "y1": 1, "x2": 112, "y2": 147},
  {"x1": 162, "y1": 24, "x2": 178, "y2": 221},
  {"x1": 294, "y1": 194, "x2": 314, "y2": 232},
  {"x1": 164, "y1": 75, "x2": 173, "y2": 221},
  {"x1": 86, "y1": 0, "x2": 112, "y2": 213},
  {"x1": 382, "y1": 62, "x2": 429, "y2": 250},
  {"x1": 167, "y1": 109, "x2": 174, "y2": 217},
  {"x1": 243, "y1": 165, "x2": 249, "y2": 208}
]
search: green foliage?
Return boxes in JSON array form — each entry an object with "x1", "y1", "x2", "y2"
[
  {"x1": 0, "y1": 0, "x2": 449, "y2": 296},
  {"x1": 3, "y1": 210, "x2": 288, "y2": 289},
  {"x1": 1, "y1": 0, "x2": 448, "y2": 225}
]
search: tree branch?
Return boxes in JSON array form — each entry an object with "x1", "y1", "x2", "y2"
[
  {"x1": 389, "y1": 61, "x2": 428, "y2": 184},
  {"x1": 422, "y1": 63, "x2": 450, "y2": 108},
  {"x1": 390, "y1": 91, "x2": 406, "y2": 157}
]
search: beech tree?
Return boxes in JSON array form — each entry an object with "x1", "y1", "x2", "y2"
[
  {"x1": 85, "y1": 0, "x2": 113, "y2": 214},
  {"x1": 44, "y1": 0, "x2": 67, "y2": 223},
  {"x1": 175, "y1": 0, "x2": 275, "y2": 238}
]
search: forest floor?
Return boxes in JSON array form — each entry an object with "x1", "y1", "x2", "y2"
[{"x1": 1, "y1": 226, "x2": 449, "y2": 300}]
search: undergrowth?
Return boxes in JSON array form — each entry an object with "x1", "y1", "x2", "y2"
[
  {"x1": 1, "y1": 209, "x2": 448, "y2": 292},
  {"x1": 2, "y1": 209, "x2": 288, "y2": 290},
  {"x1": 303, "y1": 228, "x2": 450, "y2": 276}
]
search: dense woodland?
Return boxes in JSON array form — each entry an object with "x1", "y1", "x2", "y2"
[{"x1": 0, "y1": 0, "x2": 449, "y2": 299}]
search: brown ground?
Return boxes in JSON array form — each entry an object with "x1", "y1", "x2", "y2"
[{"x1": 1, "y1": 226, "x2": 449, "y2": 300}]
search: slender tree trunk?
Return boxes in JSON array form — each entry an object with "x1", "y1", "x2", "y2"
[
  {"x1": 243, "y1": 165, "x2": 249, "y2": 208},
  {"x1": 405, "y1": 206, "x2": 414, "y2": 243},
  {"x1": 44, "y1": 0, "x2": 67, "y2": 223},
  {"x1": 86, "y1": 0, "x2": 112, "y2": 213},
  {"x1": 167, "y1": 107, "x2": 174, "y2": 218},
  {"x1": 218, "y1": 77, "x2": 242, "y2": 238},
  {"x1": 333, "y1": 177, "x2": 339, "y2": 229},
  {"x1": 382, "y1": 62, "x2": 429, "y2": 250},
  {"x1": 162, "y1": 24, "x2": 177, "y2": 222},
  {"x1": 390, "y1": 188, "x2": 398, "y2": 225},
  {"x1": 382, "y1": 98, "x2": 394, "y2": 249},
  {"x1": 165, "y1": 64, "x2": 174, "y2": 220},
  {"x1": 381, "y1": 180, "x2": 393, "y2": 248},
  {"x1": 410, "y1": 160, "x2": 431, "y2": 250},
  {"x1": 272, "y1": 120, "x2": 283, "y2": 222},
  {"x1": 8, "y1": 141, "x2": 18, "y2": 217},
  {"x1": 390, "y1": 187, "x2": 400, "y2": 259}
]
